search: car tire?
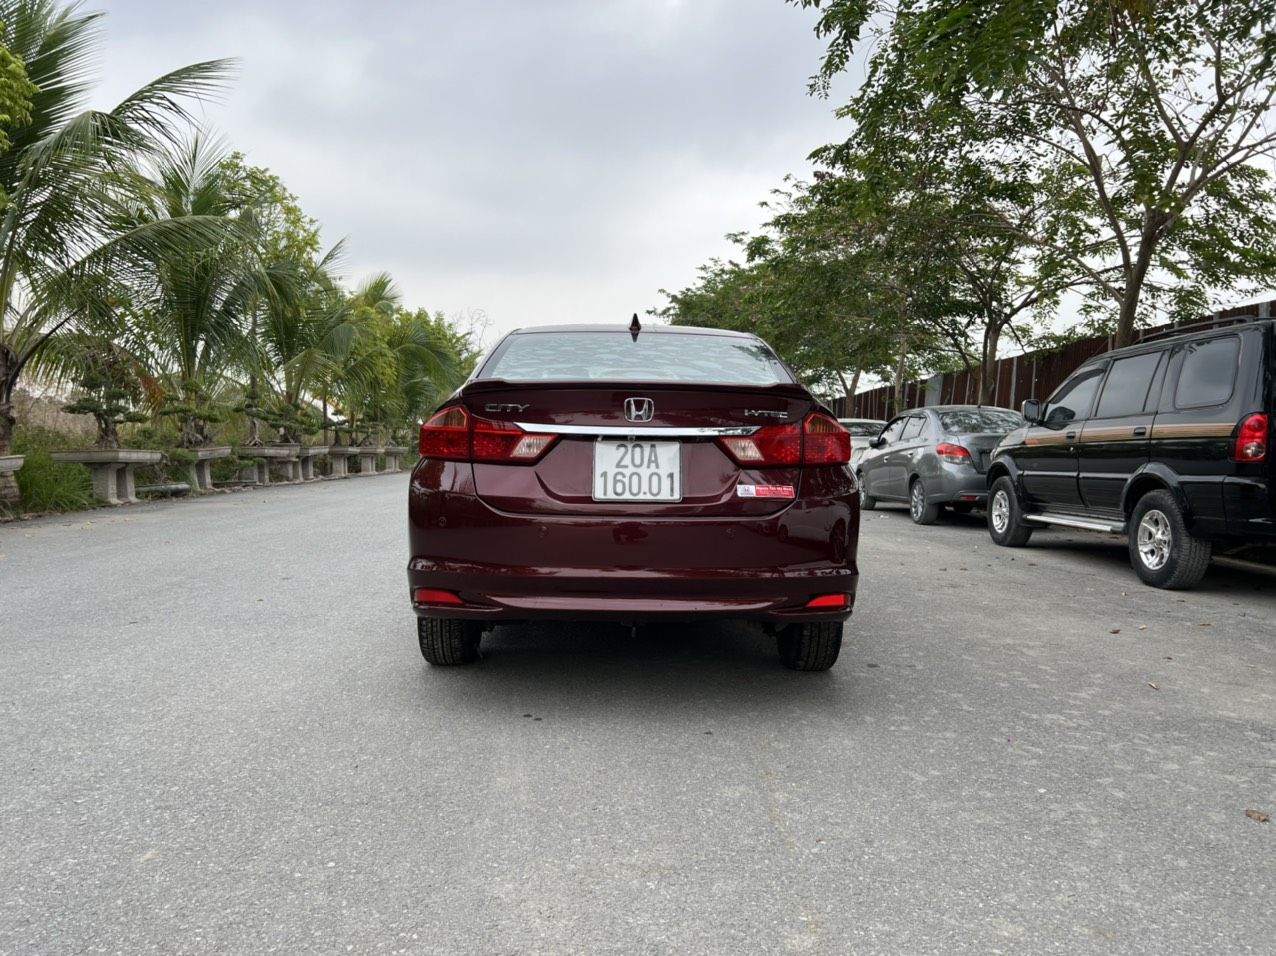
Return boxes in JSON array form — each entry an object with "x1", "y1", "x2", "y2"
[
  {"x1": 858, "y1": 472, "x2": 877, "y2": 510},
  {"x1": 776, "y1": 621, "x2": 843, "y2": 671},
  {"x1": 909, "y1": 478, "x2": 940, "y2": 525},
  {"x1": 417, "y1": 617, "x2": 482, "y2": 665},
  {"x1": 1128, "y1": 490, "x2": 1212, "y2": 589},
  {"x1": 987, "y1": 476, "x2": 1033, "y2": 547}
]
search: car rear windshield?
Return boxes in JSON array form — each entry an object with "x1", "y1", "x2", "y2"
[
  {"x1": 938, "y1": 409, "x2": 1023, "y2": 433},
  {"x1": 479, "y1": 331, "x2": 794, "y2": 384},
  {"x1": 841, "y1": 421, "x2": 884, "y2": 436}
]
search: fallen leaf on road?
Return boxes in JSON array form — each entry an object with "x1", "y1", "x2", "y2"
[
  {"x1": 1110, "y1": 629, "x2": 1121, "y2": 634},
  {"x1": 1198, "y1": 623, "x2": 1211, "y2": 628},
  {"x1": 1245, "y1": 809, "x2": 1269, "y2": 824},
  {"x1": 1147, "y1": 682, "x2": 1159, "y2": 691},
  {"x1": 1138, "y1": 625, "x2": 1148, "y2": 631}
]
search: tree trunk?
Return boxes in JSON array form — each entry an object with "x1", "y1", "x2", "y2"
[
  {"x1": 846, "y1": 368, "x2": 861, "y2": 417},
  {"x1": 0, "y1": 344, "x2": 19, "y2": 504},
  {"x1": 1116, "y1": 224, "x2": 1159, "y2": 347},
  {"x1": 891, "y1": 336, "x2": 909, "y2": 416},
  {"x1": 979, "y1": 322, "x2": 1004, "y2": 405}
]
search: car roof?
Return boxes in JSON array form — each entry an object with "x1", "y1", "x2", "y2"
[
  {"x1": 1088, "y1": 316, "x2": 1275, "y2": 367},
  {"x1": 506, "y1": 324, "x2": 758, "y2": 339},
  {"x1": 898, "y1": 404, "x2": 1019, "y2": 416}
]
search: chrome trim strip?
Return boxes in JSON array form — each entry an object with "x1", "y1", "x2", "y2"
[
  {"x1": 514, "y1": 422, "x2": 759, "y2": 437},
  {"x1": 1023, "y1": 513, "x2": 1125, "y2": 534}
]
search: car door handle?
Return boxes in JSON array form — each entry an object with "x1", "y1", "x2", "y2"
[
  {"x1": 1133, "y1": 426, "x2": 1148, "y2": 437},
  {"x1": 1065, "y1": 431, "x2": 1078, "y2": 441}
]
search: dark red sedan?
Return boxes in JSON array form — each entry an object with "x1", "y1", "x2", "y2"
[{"x1": 407, "y1": 323, "x2": 860, "y2": 670}]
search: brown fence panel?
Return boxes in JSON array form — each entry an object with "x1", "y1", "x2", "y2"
[{"x1": 834, "y1": 298, "x2": 1275, "y2": 419}]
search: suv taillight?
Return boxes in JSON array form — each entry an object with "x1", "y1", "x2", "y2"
[
  {"x1": 718, "y1": 414, "x2": 850, "y2": 467},
  {"x1": 419, "y1": 406, "x2": 557, "y2": 462},
  {"x1": 1233, "y1": 413, "x2": 1269, "y2": 463}
]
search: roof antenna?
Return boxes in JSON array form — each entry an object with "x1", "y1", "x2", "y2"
[{"x1": 629, "y1": 313, "x2": 641, "y2": 341}]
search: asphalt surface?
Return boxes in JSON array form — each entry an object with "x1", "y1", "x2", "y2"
[{"x1": 1, "y1": 475, "x2": 1274, "y2": 955}]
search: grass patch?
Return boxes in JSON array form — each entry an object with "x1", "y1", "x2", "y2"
[{"x1": 9, "y1": 427, "x2": 96, "y2": 515}]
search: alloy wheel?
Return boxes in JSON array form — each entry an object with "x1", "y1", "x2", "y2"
[
  {"x1": 1137, "y1": 509, "x2": 1172, "y2": 571},
  {"x1": 910, "y1": 482, "x2": 924, "y2": 520},
  {"x1": 991, "y1": 490, "x2": 1010, "y2": 534}
]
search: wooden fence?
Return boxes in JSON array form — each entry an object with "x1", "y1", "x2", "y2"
[{"x1": 834, "y1": 298, "x2": 1276, "y2": 420}]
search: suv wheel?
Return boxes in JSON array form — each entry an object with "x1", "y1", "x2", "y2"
[
  {"x1": 417, "y1": 617, "x2": 483, "y2": 665},
  {"x1": 858, "y1": 472, "x2": 877, "y2": 510},
  {"x1": 909, "y1": 479, "x2": 940, "y2": 525},
  {"x1": 987, "y1": 476, "x2": 1033, "y2": 547},
  {"x1": 776, "y1": 621, "x2": 843, "y2": 671},
  {"x1": 1128, "y1": 490, "x2": 1212, "y2": 589}
]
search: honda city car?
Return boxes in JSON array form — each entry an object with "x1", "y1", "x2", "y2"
[{"x1": 407, "y1": 322, "x2": 860, "y2": 670}]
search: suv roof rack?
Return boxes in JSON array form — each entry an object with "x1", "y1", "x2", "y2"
[{"x1": 1137, "y1": 313, "x2": 1263, "y2": 343}]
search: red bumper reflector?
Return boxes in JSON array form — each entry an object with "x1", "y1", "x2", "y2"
[
  {"x1": 414, "y1": 588, "x2": 464, "y2": 606},
  {"x1": 805, "y1": 593, "x2": 849, "y2": 609},
  {"x1": 959, "y1": 494, "x2": 979, "y2": 502}
]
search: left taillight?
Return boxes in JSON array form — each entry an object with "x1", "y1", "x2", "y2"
[
  {"x1": 419, "y1": 406, "x2": 470, "y2": 460},
  {"x1": 936, "y1": 442, "x2": 973, "y2": 465},
  {"x1": 418, "y1": 406, "x2": 557, "y2": 463}
]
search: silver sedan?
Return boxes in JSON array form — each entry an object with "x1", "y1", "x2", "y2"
[{"x1": 856, "y1": 405, "x2": 1024, "y2": 524}]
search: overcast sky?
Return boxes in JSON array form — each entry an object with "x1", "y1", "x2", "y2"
[{"x1": 92, "y1": 0, "x2": 861, "y2": 344}]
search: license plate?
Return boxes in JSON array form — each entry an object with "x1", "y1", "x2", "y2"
[{"x1": 593, "y1": 440, "x2": 681, "y2": 501}]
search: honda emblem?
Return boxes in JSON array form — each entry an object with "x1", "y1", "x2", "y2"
[{"x1": 624, "y1": 397, "x2": 655, "y2": 423}]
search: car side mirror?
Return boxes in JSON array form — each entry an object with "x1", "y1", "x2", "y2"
[
  {"x1": 869, "y1": 436, "x2": 885, "y2": 449},
  {"x1": 1021, "y1": 400, "x2": 1042, "y2": 424}
]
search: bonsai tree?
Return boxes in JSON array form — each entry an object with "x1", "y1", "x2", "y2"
[{"x1": 62, "y1": 349, "x2": 147, "y2": 449}]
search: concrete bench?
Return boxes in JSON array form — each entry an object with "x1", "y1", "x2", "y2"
[
  {"x1": 327, "y1": 446, "x2": 358, "y2": 478},
  {"x1": 346, "y1": 445, "x2": 383, "y2": 476},
  {"x1": 187, "y1": 446, "x2": 233, "y2": 493},
  {"x1": 297, "y1": 445, "x2": 328, "y2": 481},
  {"x1": 50, "y1": 449, "x2": 165, "y2": 505},
  {"x1": 0, "y1": 455, "x2": 23, "y2": 480},
  {"x1": 383, "y1": 445, "x2": 410, "y2": 472},
  {"x1": 234, "y1": 444, "x2": 301, "y2": 485}
]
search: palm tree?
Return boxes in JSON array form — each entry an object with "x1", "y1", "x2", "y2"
[
  {"x1": 0, "y1": 0, "x2": 233, "y2": 501},
  {"x1": 119, "y1": 133, "x2": 299, "y2": 446}
]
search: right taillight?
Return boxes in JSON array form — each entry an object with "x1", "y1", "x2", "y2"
[
  {"x1": 1233, "y1": 413, "x2": 1268, "y2": 462},
  {"x1": 719, "y1": 423, "x2": 802, "y2": 466},
  {"x1": 418, "y1": 406, "x2": 557, "y2": 463},
  {"x1": 717, "y1": 414, "x2": 850, "y2": 467}
]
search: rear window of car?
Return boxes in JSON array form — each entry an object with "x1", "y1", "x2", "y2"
[
  {"x1": 479, "y1": 331, "x2": 794, "y2": 384},
  {"x1": 840, "y1": 421, "x2": 884, "y2": 436},
  {"x1": 1175, "y1": 336, "x2": 1240, "y2": 408},
  {"x1": 937, "y1": 409, "x2": 1023, "y2": 433}
]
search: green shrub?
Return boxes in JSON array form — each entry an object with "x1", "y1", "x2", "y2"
[{"x1": 9, "y1": 428, "x2": 96, "y2": 515}]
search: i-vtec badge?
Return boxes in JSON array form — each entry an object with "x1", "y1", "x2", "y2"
[
  {"x1": 484, "y1": 403, "x2": 529, "y2": 413},
  {"x1": 624, "y1": 397, "x2": 655, "y2": 423},
  {"x1": 745, "y1": 409, "x2": 787, "y2": 420}
]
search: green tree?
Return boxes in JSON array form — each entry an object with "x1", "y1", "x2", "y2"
[
  {"x1": 792, "y1": 0, "x2": 1276, "y2": 346},
  {"x1": 0, "y1": 0, "x2": 231, "y2": 502}
]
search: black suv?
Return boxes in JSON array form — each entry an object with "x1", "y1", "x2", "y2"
[{"x1": 986, "y1": 317, "x2": 1273, "y2": 588}]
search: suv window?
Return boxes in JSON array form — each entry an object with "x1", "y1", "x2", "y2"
[
  {"x1": 1043, "y1": 369, "x2": 1103, "y2": 429},
  {"x1": 1096, "y1": 352, "x2": 1163, "y2": 418},
  {"x1": 1174, "y1": 336, "x2": 1240, "y2": 409},
  {"x1": 901, "y1": 416, "x2": 926, "y2": 440}
]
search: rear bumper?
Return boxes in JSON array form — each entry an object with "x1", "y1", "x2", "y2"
[
  {"x1": 922, "y1": 465, "x2": 990, "y2": 506},
  {"x1": 407, "y1": 462, "x2": 859, "y2": 624}
]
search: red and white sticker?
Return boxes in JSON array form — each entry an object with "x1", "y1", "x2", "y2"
[{"x1": 736, "y1": 484, "x2": 795, "y2": 499}]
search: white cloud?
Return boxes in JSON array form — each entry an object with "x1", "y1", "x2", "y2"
[{"x1": 95, "y1": 0, "x2": 863, "y2": 342}]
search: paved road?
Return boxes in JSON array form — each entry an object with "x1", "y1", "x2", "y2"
[{"x1": 1, "y1": 477, "x2": 1273, "y2": 955}]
